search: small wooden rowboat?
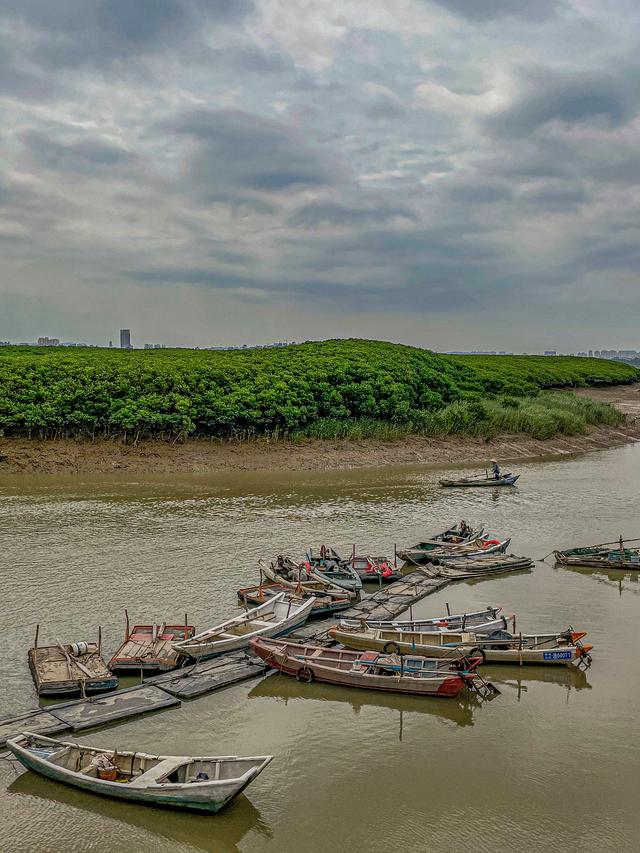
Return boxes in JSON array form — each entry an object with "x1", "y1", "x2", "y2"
[
  {"x1": 439, "y1": 474, "x2": 520, "y2": 487},
  {"x1": 339, "y1": 612, "x2": 509, "y2": 635},
  {"x1": 172, "y1": 593, "x2": 315, "y2": 660},
  {"x1": 7, "y1": 733, "x2": 273, "y2": 814},
  {"x1": 28, "y1": 627, "x2": 117, "y2": 697},
  {"x1": 108, "y1": 614, "x2": 195, "y2": 673},
  {"x1": 348, "y1": 555, "x2": 402, "y2": 583},
  {"x1": 329, "y1": 624, "x2": 477, "y2": 657},
  {"x1": 250, "y1": 638, "x2": 486, "y2": 698},
  {"x1": 237, "y1": 582, "x2": 351, "y2": 619},
  {"x1": 260, "y1": 557, "x2": 351, "y2": 598},
  {"x1": 396, "y1": 524, "x2": 485, "y2": 563},
  {"x1": 306, "y1": 547, "x2": 363, "y2": 593}
]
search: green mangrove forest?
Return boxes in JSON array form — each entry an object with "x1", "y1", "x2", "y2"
[{"x1": 0, "y1": 340, "x2": 637, "y2": 442}]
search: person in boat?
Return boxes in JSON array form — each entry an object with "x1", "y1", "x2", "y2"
[
  {"x1": 459, "y1": 519, "x2": 472, "y2": 537},
  {"x1": 491, "y1": 458, "x2": 501, "y2": 480}
]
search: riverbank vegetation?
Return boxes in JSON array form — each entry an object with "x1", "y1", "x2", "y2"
[{"x1": 0, "y1": 340, "x2": 636, "y2": 443}]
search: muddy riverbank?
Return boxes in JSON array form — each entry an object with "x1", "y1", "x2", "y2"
[{"x1": 1, "y1": 384, "x2": 639, "y2": 474}]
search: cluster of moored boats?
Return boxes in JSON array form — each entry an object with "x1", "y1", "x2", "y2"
[{"x1": 12, "y1": 519, "x2": 608, "y2": 814}]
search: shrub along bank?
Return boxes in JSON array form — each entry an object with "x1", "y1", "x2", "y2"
[{"x1": 0, "y1": 340, "x2": 635, "y2": 442}]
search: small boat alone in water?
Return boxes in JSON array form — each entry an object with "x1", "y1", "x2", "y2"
[
  {"x1": 7, "y1": 732, "x2": 273, "y2": 814},
  {"x1": 172, "y1": 593, "x2": 315, "y2": 660},
  {"x1": 554, "y1": 537, "x2": 640, "y2": 570},
  {"x1": 440, "y1": 474, "x2": 520, "y2": 488},
  {"x1": 250, "y1": 637, "x2": 488, "y2": 698}
]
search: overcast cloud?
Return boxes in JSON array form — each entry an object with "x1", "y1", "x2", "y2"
[{"x1": 1, "y1": 0, "x2": 639, "y2": 350}]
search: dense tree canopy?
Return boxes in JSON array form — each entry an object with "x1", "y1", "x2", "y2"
[{"x1": 0, "y1": 340, "x2": 636, "y2": 440}]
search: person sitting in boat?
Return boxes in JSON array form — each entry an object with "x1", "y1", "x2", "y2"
[
  {"x1": 491, "y1": 458, "x2": 501, "y2": 480},
  {"x1": 459, "y1": 519, "x2": 472, "y2": 537}
]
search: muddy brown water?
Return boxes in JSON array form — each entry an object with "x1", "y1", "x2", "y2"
[{"x1": 1, "y1": 446, "x2": 640, "y2": 852}]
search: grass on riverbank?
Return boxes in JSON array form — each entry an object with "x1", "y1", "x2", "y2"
[{"x1": 296, "y1": 392, "x2": 625, "y2": 442}]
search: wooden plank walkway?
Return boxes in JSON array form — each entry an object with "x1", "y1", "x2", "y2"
[
  {"x1": 0, "y1": 685, "x2": 180, "y2": 748},
  {"x1": 0, "y1": 569, "x2": 448, "y2": 747},
  {"x1": 145, "y1": 652, "x2": 267, "y2": 699}
]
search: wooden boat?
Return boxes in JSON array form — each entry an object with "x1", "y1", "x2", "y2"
[
  {"x1": 306, "y1": 547, "x2": 362, "y2": 593},
  {"x1": 554, "y1": 537, "x2": 640, "y2": 569},
  {"x1": 331, "y1": 624, "x2": 593, "y2": 666},
  {"x1": 440, "y1": 474, "x2": 520, "y2": 487},
  {"x1": 7, "y1": 732, "x2": 273, "y2": 814},
  {"x1": 260, "y1": 557, "x2": 351, "y2": 598},
  {"x1": 396, "y1": 523, "x2": 484, "y2": 563},
  {"x1": 348, "y1": 554, "x2": 402, "y2": 583},
  {"x1": 405, "y1": 537, "x2": 512, "y2": 566},
  {"x1": 172, "y1": 592, "x2": 315, "y2": 660},
  {"x1": 329, "y1": 624, "x2": 478, "y2": 657},
  {"x1": 470, "y1": 629, "x2": 593, "y2": 665},
  {"x1": 108, "y1": 613, "x2": 195, "y2": 673},
  {"x1": 339, "y1": 612, "x2": 509, "y2": 635},
  {"x1": 28, "y1": 627, "x2": 117, "y2": 697},
  {"x1": 250, "y1": 637, "x2": 487, "y2": 698},
  {"x1": 237, "y1": 582, "x2": 351, "y2": 619}
]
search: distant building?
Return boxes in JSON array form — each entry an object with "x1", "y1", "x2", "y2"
[
  {"x1": 109, "y1": 340, "x2": 113, "y2": 348},
  {"x1": 119, "y1": 329, "x2": 131, "y2": 349},
  {"x1": 37, "y1": 336, "x2": 59, "y2": 346},
  {"x1": 543, "y1": 350, "x2": 557, "y2": 356},
  {"x1": 144, "y1": 343, "x2": 166, "y2": 349}
]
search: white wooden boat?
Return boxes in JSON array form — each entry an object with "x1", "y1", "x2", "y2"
[
  {"x1": 339, "y1": 606, "x2": 502, "y2": 633},
  {"x1": 260, "y1": 557, "x2": 351, "y2": 598},
  {"x1": 339, "y1": 613, "x2": 508, "y2": 634},
  {"x1": 172, "y1": 593, "x2": 315, "y2": 660},
  {"x1": 7, "y1": 733, "x2": 273, "y2": 814}
]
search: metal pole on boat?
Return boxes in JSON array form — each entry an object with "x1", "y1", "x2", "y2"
[
  {"x1": 125, "y1": 609, "x2": 130, "y2": 641},
  {"x1": 34, "y1": 623, "x2": 39, "y2": 650},
  {"x1": 394, "y1": 544, "x2": 398, "y2": 569},
  {"x1": 98, "y1": 625, "x2": 102, "y2": 657},
  {"x1": 446, "y1": 602, "x2": 451, "y2": 616},
  {"x1": 409, "y1": 604, "x2": 413, "y2": 623},
  {"x1": 185, "y1": 613, "x2": 188, "y2": 638},
  {"x1": 512, "y1": 614, "x2": 516, "y2": 633}
]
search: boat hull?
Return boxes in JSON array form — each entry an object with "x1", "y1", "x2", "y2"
[
  {"x1": 250, "y1": 639, "x2": 467, "y2": 697},
  {"x1": 440, "y1": 475, "x2": 520, "y2": 487},
  {"x1": 8, "y1": 737, "x2": 272, "y2": 814}
]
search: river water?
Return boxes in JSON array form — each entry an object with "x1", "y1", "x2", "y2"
[{"x1": 1, "y1": 444, "x2": 640, "y2": 853}]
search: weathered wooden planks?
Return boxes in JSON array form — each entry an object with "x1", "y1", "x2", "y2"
[
  {"x1": 338, "y1": 572, "x2": 449, "y2": 620},
  {"x1": 0, "y1": 709, "x2": 71, "y2": 749},
  {"x1": 145, "y1": 652, "x2": 267, "y2": 699},
  {"x1": 45, "y1": 685, "x2": 181, "y2": 732}
]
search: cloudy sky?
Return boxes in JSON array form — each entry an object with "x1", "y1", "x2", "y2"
[{"x1": 0, "y1": 0, "x2": 638, "y2": 350}]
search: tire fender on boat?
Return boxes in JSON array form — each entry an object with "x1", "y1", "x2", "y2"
[
  {"x1": 296, "y1": 665, "x2": 314, "y2": 683},
  {"x1": 383, "y1": 641, "x2": 401, "y2": 655}
]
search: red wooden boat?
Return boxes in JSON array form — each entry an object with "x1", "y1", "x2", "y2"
[
  {"x1": 250, "y1": 637, "x2": 487, "y2": 698},
  {"x1": 108, "y1": 613, "x2": 195, "y2": 673}
]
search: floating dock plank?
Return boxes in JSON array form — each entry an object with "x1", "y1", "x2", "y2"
[
  {"x1": 146, "y1": 652, "x2": 267, "y2": 699},
  {"x1": 46, "y1": 685, "x2": 180, "y2": 732},
  {"x1": 0, "y1": 710, "x2": 71, "y2": 749},
  {"x1": 338, "y1": 572, "x2": 449, "y2": 620}
]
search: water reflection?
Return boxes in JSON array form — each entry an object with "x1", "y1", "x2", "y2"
[
  {"x1": 7, "y1": 770, "x2": 272, "y2": 853},
  {"x1": 488, "y1": 664, "x2": 591, "y2": 703},
  {"x1": 248, "y1": 672, "x2": 481, "y2": 730},
  {"x1": 559, "y1": 562, "x2": 640, "y2": 596}
]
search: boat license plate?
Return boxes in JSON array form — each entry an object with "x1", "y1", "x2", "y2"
[{"x1": 543, "y1": 650, "x2": 573, "y2": 661}]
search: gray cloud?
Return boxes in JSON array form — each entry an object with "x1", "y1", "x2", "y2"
[
  {"x1": 161, "y1": 109, "x2": 339, "y2": 197},
  {"x1": 487, "y1": 67, "x2": 637, "y2": 138},
  {"x1": 430, "y1": 0, "x2": 564, "y2": 21},
  {"x1": 1, "y1": 0, "x2": 640, "y2": 348}
]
